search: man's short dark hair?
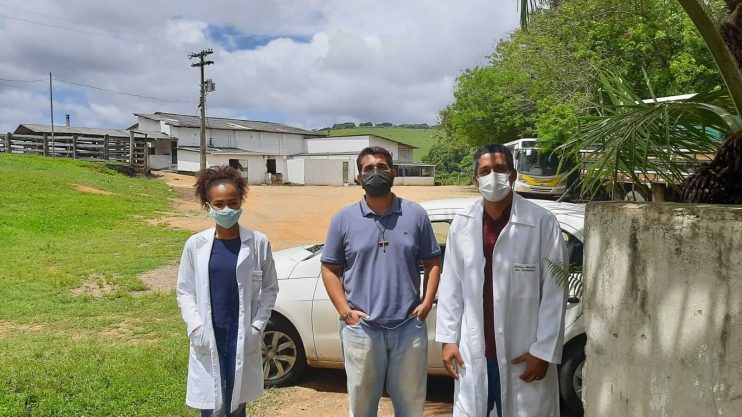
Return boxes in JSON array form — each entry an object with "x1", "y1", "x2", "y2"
[
  {"x1": 356, "y1": 146, "x2": 394, "y2": 172},
  {"x1": 473, "y1": 144, "x2": 515, "y2": 175}
]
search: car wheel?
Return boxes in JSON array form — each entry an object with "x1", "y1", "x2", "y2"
[
  {"x1": 262, "y1": 316, "x2": 307, "y2": 387},
  {"x1": 559, "y1": 335, "x2": 586, "y2": 417}
]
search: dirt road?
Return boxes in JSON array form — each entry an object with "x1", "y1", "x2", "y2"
[{"x1": 154, "y1": 171, "x2": 477, "y2": 249}]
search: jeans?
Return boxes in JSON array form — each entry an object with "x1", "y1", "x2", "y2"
[
  {"x1": 201, "y1": 323, "x2": 246, "y2": 417},
  {"x1": 486, "y1": 358, "x2": 503, "y2": 417},
  {"x1": 340, "y1": 317, "x2": 428, "y2": 417}
]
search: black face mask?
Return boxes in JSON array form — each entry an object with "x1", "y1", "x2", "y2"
[{"x1": 362, "y1": 168, "x2": 393, "y2": 197}]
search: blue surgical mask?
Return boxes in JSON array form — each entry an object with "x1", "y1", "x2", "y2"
[{"x1": 207, "y1": 204, "x2": 243, "y2": 229}]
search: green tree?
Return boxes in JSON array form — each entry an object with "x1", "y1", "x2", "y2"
[
  {"x1": 441, "y1": 0, "x2": 725, "y2": 151},
  {"x1": 422, "y1": 133, "x2": 475, "y2": 185}
]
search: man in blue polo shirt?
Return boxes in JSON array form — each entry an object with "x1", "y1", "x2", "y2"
[{"x1": 321, "y1": 146, "x2": 442, "y2": 417}]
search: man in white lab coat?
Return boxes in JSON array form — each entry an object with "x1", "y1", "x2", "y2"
[{"x1": 435, "y1": 144, "x2": 567, "y2": 417}]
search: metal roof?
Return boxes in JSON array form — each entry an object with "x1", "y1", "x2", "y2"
[
  {"x1": 136, "y1": 112, "x2": 320, "y2": 136},
  {"x1": 177, "y1": 146, "x2": 264, "y2": 155},
  {"x1": 317, "y1": 134, "x2": 419, "y2": 149},
  {"x1": 14, "y1": 124, "x2": 172, "y2": 140}
]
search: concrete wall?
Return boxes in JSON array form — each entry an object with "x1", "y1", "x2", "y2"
[
  {"x1": 172, "y1": 127, "x2": 305, "y2": 156},
  {"x1": 287, "y1": 159, "x2": 305, "y2": 184},
  {"x1": 209, "y1": 154, "x2": 266, "y2": 185},
  {"x1": 305, "y1": 137, "x2": 370, "y2": 153},
  {"x1": 398, "y1": 146, "x2": 413, "y2": 162},
  {"x1": 369, "y1": 136, "x2": 400, "y2": 160},
  {"x1": 137, "y1": 117, "x2": 161, "y2": 132},
  {"x1": 393, "y1": 176, "x2": 434, "y2": 186},
  {"x1": 177, "y1": 149, "x2": 201, "y2": 172},
  {"x1": 148, "y1": 155, "x2": 171, "y2": 170},
  {"x1": 304, "y1": 159, "x2": 346, "y2": 185},
  {"x1": 584, "y1": 203, "x2": 742, "y2": 417}
]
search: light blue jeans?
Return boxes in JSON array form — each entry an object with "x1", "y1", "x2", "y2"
[{"x1": 340, "y1": 317, "x2": 428, "y2": 417}]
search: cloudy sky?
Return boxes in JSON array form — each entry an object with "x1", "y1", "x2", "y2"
[{"x1": 0, "y1": 0, "x2": 519, "y2": 132}]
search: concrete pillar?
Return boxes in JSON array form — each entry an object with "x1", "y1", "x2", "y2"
[
  {"x1": 651, "y1": 183, "x2": 667, "y2": 202},
  {"x1": 584, "y1": 203, "x2": 742, "y2": 417}
]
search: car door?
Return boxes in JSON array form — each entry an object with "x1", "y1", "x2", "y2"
[
  {"x1": 311, "y1": 256, "x2": 345, "y2": 363},
  {"x1": 423, "y1": 220, "x2": 451, "y2": 373}
]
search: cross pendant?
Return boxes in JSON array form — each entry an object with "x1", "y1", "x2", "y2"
[{"x1": 378, "y1": 240, "x2": 389, "y2": 253}]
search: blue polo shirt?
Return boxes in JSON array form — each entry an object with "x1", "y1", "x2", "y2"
[{"x1": 321, "y1": 195, "x2": 440, "y2": 328}]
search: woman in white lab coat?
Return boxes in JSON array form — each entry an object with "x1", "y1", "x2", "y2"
[
  {"x1": 436, "y1": 145, "x2": 567, "y2": 417},
  {"x1": 176, "y1": 166, "x2": 279, "y2": 417}
]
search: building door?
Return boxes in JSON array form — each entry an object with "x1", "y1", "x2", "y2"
[
  {"x1": 342, "y1": 161, "x2": 349, "y2": 184},
  {"x1": 266, "y1": 158, "x2": 277, "y2": 174},
  {"x1": 229, "y1": 159, "x2": 249, "y2": 179},
  {"x1": 170, "y1": 141, "x2": 177, "y2": 165}
]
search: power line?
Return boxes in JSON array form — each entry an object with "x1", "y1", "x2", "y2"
[
  {"x1": 0, "y1": 77, "x2": 45, "y2": 83},
  {"x1": 0, "y1": 12, "x2": 192, "y2": 53},
  {"x1": 52, "y1": 78, "x2": 192, "y2": 103},
  {"x1": 0, "y1": 73, "x2": 192, "y2": 104}
]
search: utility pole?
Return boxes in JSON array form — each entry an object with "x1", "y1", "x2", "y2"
[
  {"x1": 188, "y1": 49, "x2": 214, "y2": 171},
  {"x1": 49, "y1": 72, "x2": 55, "y2": 158}
]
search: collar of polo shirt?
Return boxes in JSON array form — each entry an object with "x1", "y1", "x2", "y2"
[{"x1": 359, "y1": 194, "x2": 403, "y2": 217}]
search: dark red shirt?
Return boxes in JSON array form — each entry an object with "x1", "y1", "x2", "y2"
[{"x1": 483, "y1": 206, "x2": 510, "y2": 358}]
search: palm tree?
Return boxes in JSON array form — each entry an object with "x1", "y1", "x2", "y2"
[{"x1": 519, "y1": 0, "x2": 742, "y2": 202}]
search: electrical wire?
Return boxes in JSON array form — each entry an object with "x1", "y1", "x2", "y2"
[
  {"x1": 0, "y1": 12, "x2": 192, "y2": 53},
  {"x1": 0, "y1": 77, "x2": 45, "y2": 83},
  {"x1": 52, "y1": 78, "x2": 192, "y2": 104}
]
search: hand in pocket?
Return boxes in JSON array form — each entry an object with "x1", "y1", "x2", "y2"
[{"x1": 190, "y1": 326, "x2": 210, "y2": 349}]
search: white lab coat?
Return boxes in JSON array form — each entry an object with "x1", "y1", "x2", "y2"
[
  {"x1": 435, "y1": 194, "x2": 567, "y2": 417},
  {"x1": 176, "y1": 226, "x2": 279, "y2": 413}
]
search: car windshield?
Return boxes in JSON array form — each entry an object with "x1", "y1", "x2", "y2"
[{"x1": 517, "y1": 149, "x2": 561, "y2": 176}]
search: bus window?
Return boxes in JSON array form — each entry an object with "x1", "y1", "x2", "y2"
[{"x1": 518, "y1": 150, "x2": 561, "y2": 176}]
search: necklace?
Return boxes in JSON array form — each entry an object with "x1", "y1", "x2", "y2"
[{"x1": 374, "y1": 218, "x2": 389, "y2": 253}]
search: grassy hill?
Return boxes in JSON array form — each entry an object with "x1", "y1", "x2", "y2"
[{"x1": 325, "y1": 127, "x2": 440, "y2": 162}]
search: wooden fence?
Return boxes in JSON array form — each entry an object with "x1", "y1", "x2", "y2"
[{"x1": 0, "y1": 132, "x2": 149, "y2": 168}]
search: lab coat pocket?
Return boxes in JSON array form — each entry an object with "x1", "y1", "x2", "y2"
[
  {"x1": 251, "y1": 270, "x2": 263, "y2": 293},
  {"x1": 511, "y1": 263, "x2": 539, "y2": 298},
  {"x1": 246, "y1": 325, "x2": 262, "y2": 352}
]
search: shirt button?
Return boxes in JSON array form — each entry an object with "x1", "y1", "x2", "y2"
[
  {"x1": 500, "y1": 359, "x2": 507, "y2": 365},
  {"x1": 495, "y1": 296, "x2": 501, "y2": 302},
  {"x1": 497, "y1": 328, "x2": 504, "y2": 334}
]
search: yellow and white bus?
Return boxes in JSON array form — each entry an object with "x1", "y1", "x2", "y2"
[{"x1": 504, "y1": 138, "x2": 570, "y2": 197}]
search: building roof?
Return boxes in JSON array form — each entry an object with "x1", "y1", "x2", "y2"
[
  {"x1": 136, "y1": 112, "x2": 321, "y2": 136},
  {"x1": 311, "y1": 134, "x2": 418, "y2": 149},
  {"x1": 177, "y1": 146, "x2": 265, "y2": 155},
  {"x1": 14, "y1": 124, "x2": 171, "y2": 140}
]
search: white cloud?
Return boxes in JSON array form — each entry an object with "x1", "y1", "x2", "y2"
[{"x1": 0, "y1": 0, "x2": 518, "y2": 132}]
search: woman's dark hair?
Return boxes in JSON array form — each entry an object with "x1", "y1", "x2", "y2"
[{"x1": 194, "y1": 166, "x2": 248, "y2": 208}]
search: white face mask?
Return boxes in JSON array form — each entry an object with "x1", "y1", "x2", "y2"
[{"x1": 478, "y1": 172, "x2": 512, "y2": 202}]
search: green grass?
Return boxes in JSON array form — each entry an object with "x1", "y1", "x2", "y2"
[
  {"x1": 0, "y1": 155, "x2": 198, "y2": 416},
  {"x1": 326, "y1": 127, "x2": 440, "y2": 161}
]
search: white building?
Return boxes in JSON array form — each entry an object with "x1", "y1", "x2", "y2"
[
  {"x1": 289, "y1": 135, "x2": 435, "y2": 185},
  {"x1": 134, "y1": 112, "x2": 318, "y2": 184},
  {"x1": 133, "y1": 112, "x2": 435, "y2": 186}
]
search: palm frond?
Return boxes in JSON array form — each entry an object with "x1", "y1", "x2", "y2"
[
  {"x1": 556, "y1": 71, "x2": 738, "y2": 199},
  {"x1": 543, "y1": 257, "x2": 581, "y2": 289}
]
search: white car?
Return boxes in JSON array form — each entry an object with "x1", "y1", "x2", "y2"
[{"x1": 262, "y1": 197, "x2": 586, "y2": 416}]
